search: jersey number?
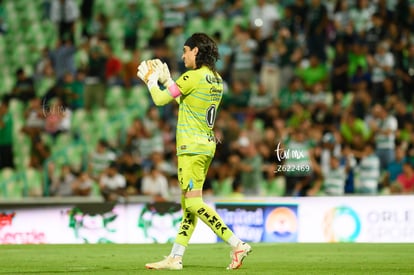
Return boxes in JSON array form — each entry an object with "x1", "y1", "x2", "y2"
[{"x1": 206, "y1": 105, "x2": 217, "y2": 128}]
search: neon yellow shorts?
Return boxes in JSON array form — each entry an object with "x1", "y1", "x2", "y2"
[{"x1": 177, "y1": 154, "x2": 212, "y2": 192}]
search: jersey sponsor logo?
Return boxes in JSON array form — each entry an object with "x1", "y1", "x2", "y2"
[
  {"x1": 183, "y1": 75, "x2": 189, "y2": 80},
  {"x1": 205, "y1": 74, "x2": 222, "y2": 84},
  {"x1": 178, "y1": 212, "x2": 194, "y2": 237},
  {"x1": 197, "y1": 207, "x2": 228, "y2": 235},
  {"x1": 180, "y1": 145, "x2": 187, "y2": 150},
  {"x1": 210, "y1": 87, "x2": 222, "y2": 102}
]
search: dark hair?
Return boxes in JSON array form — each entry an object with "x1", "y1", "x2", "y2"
[
  {"x1": 0, "y1": 94, "x2": 11, "y2": 107},
  {"x1": 184, "y1": 33, "x2": 219, "y2": 74},
  {"x1": 15, "y1": 68, "x2": 24, "y2": 76},
  {"x1": 213, "y1": 31, "x2": 221, "y2": 41},
  {"x1": 108, "y1": 161, "x2": 118, "y2": 169},
  {"x1": 98, "y1": 139, "x2": 109, "y2": 148}
]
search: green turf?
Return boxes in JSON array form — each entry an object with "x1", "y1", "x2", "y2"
[{"x1": 0, "y1": 243, "x2": 413, "y2": 274}]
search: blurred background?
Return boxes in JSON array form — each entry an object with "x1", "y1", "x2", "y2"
[{"x1": 0, "y1": 0, "x2": 413, "y2": 202}]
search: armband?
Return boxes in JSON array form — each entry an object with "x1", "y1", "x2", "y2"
[{"x1": 167, "y1": 83, "x2": 181, "y2": 98}]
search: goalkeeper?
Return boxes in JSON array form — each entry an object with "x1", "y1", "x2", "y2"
[{"x1": 137, "y1": 33, "x2": 251, "y2": 270}]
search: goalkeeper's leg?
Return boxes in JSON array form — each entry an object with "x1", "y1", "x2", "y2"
[
  {"x1": 145, "y1": 195, "x2": 197, "y2": 270},
  {"x1": 183, "y1": 193, "x2": 251, "y2": 269},
  {"x1": 176, "y1": 154, "x2": 242, "y2": 244},
  {"x1": 172, "y1": 195, "x2": 198, "y2": 254},
  {"x1": 184, "y1": 196, "x2": 234, "y2": 242},
  {"x1": 181, "y1": 155, "x2": 250, "y2": 263},
  {"x1": 146, "y1": 155, "x2": 251, "y2": 270}
]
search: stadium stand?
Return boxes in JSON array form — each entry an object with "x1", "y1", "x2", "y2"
[{"x1": 0, "y1": 0, "x2": 413, "y2": 200}]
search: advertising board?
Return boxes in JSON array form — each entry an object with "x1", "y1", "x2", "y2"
[{"x1": 1, "y1": 196, "x2": 413, "y2": 244}]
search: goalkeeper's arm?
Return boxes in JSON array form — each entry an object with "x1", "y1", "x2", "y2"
[
  {"x1": 148, "y1": 85, "x2": 174, "y2": 106},
  {"x1": 137, "y1": 60, "x2": 181, "y2": 106}
]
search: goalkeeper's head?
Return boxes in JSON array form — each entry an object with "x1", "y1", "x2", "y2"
[{"x1": 184, "y1": 33, "x2": 219, "y2": 73}]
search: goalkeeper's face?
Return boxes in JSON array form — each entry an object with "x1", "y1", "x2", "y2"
[{"x1": 182, "y1": 46, "x2": 198, "y2": 69}]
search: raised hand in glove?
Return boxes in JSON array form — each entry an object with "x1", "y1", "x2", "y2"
[
  {"x1": 137, "y1": 60, "x2": 159, "y2": 89},
  {"x1": 152, "y1": 59, "x2": 174, "y2": 88}
]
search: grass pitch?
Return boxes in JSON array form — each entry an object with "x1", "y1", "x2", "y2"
[{"x1": 0, "y1": 243, "x2": 412, "y2": 274}]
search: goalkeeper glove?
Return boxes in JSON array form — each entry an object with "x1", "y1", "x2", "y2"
[
  {"x1": 137, "y1": 60, "x2": 160, "y2": 89},
  {"x1": 152, "y1": 59, "x2": 174, "y2": 88}
]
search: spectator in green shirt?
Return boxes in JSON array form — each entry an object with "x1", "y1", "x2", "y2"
[
  {"x1": 278, "y1": 76, "x2": 308, "y2": 113},
  {"x1": 0, "y1": 96, "x2": 14, "y2": 169},
  {"x1": 287, "y1": 102, "x2": 311, "y2": 129},
  {"x1": 234, "y1": 136, "x2": 264, "y2": 196},
  {"x1": 212, "y1": 163, "x2": 235, "y2": 197},
  {"x1": 294, "y1": 54, "x2": 328, "y2": 91},
  {"x1": 340, "y1": 109, "x2": 370, "y2": 151},
  {"x1": 348, "y1": 41, "x2": 369, "y2": 77},
  {"x1": 123, "y1": 1, "x2": 144, "y2": 50},
  {"x1": 222, "y1": 79, "x2": 251, "y2": 123}
]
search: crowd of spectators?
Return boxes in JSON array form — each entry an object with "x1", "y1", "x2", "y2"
[{"x1": 1, "y1": 0, "x2": 414, "y2": 202}]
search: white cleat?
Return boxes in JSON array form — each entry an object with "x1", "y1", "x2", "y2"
[
  {"x1": 145, "y1": 255, "x2": 183, "y2": 270},
  {"x1": 227, "y1": 242, "x2": 252, "y2": 270}
]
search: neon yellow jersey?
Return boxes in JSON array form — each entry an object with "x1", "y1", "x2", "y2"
[{"x1": 175, "y1": 66, "x2": 223, "y2": 156}]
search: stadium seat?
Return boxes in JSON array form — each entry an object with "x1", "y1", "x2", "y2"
[
  {"x1": 119, "y1": 48, "x2": 132, "y2": 63},
  {"x1": 185, "y1": 16, "x2": 206, "y2": 37},
  {"x1": 69, "y1": 111, "x2": 97, "y2": 148},
  {"x1": 242, "y1": 0, "x2": 257, "y2": 15},
  {"x1": 93, "y1": 0, "x2": 118, "y2": 17},
  {"x1": 107, "y1": 19, "x2": 125, "y2": 41},
  {"x1": 0, "y1": 168, "x2": 15, "y2": 195},
  {"x1": 136, "y1": 4, "x2": 158, "y2": 48},
  {"x1": 73, "y1": 20, "x2": 83, "y2": 46},
  {"x1": 36, "y1": 77, "x2": 56, "y2": 98},
  {"x1": 7, "y1": 175, "x2": 24, "y2": 199},
  {"x1": 10, "y1": 44, "x2": 29, "y2": 70},
  {"x1": 74, "y1": 47, "x2": 89, "y2": 69},
  {"x1": 52, "y1": 133, "x2": 74, "y2": 154},
  {"x1": 71, "y1": 109, "x2": 93, "y2": 134},
  {"x1": 265, "y1": 177, "x2": 286, "y2": 197},
  {"x1": 13, "y1": 151, "x2": 31, "y2": 171},
  {"x1": 90, "y1": 181, "x2": 102, "y2": 198},
  {"x1": 24, "y1": 2, "x2": 39, "y2": 23},
  {"x1": 12, "y1": 137, "x2": 30, "y2": 171},
  {"x1": 105, "y1": 85, "x2": 125, "y2": 110},
  {"x1": 38, "y1": 132, "x2": 53, "y2": 148},
  {"x1": 101, "y1": 118, "x2": 123, "y2": 148},
  {"x1": 6, "y1": 178, "x2": 24, "y2": 199},
  {"x1": 13, "y1": 133, "x2": 32, "y2": 159},
  {"x1": 206, "y1": 15, "x2": 228, "y2": 36},
  {"x1": 50, "y1": 153, "x2": 69, "y2": 170},
  {"x1": 14, "y1": 0, "x2": 28, "y2": 12},
  {"x1": 0, "y1": 35, "x2": 5, "y2": 54},
  {"x1": 25, "y1": 23, "x2": 46, "y2": 53},
  {"x1": 0, "y1": 73, "x2": 15, "y2": 95},
  {"x1": 92, "y1": 108, "x2": 109, "y2": 124},
  {"x1": 90, "y1": 108, "x2": 109, "y2": 136},
  {"x1": 9, "y1": 99, "x2": 24, "y2": 117},
  {"x1": 65, "y1": 144, "x2": 87, "y2": 172},
  {"x1": 3, "y1": 1, "x2": 18, "y2": 28},
  {"x1": 81, "y1": 129, "x2": 99, "y2": 152},
  {"x1": 125, "y1": 85, "x2": 149, "y2": 118},
  {"x1": 23, "y1": 168, "x2": 43, "y2": 197},
  {"x1": 41, "y1": 21, "x2": 59, "y2": 49},
  {"x1": 229, "y1": 15, "x2": 248, "y2": 30},
  {"x1": 0, "y1": 168, "x2": 24, "y2": 199}
]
